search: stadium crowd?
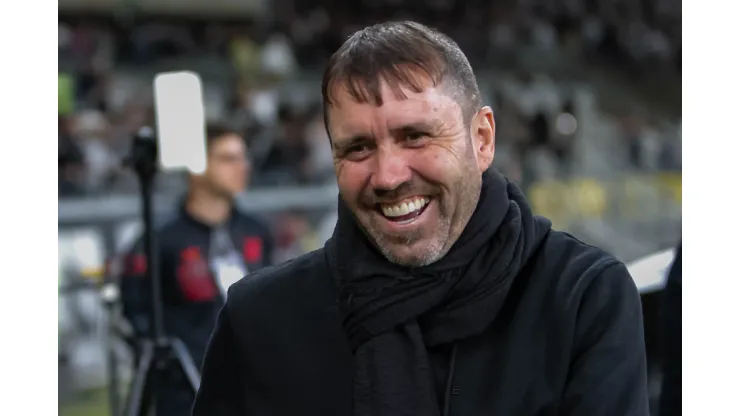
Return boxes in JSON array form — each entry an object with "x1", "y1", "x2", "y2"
[{"x1": 59, "y1": 0, "x2": 680, "y2": 192}]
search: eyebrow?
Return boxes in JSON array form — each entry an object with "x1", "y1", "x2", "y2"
[
  {"x1": 334, "y1": 119, "x2": 443, "y2": 147},
  {"x1": 393, "y1": 120, "x2": 441, "y2": 134},
  {"x1": 210, "y1": 149, "x2": 247, "y2": 158},
  {"x1": 332, "y1": 135, "x2": 372, "y2": 152}
]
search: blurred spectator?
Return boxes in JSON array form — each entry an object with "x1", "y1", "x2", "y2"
[
  {"x1": 530, "y1": 17, "x2": 558, "y2": 52},
  {"x1": 59, "y1": 116, "x2": 86, "y2": 196},
  {"x1": 57, "y1": 0, "x2": 680, "y2": 196},
  {"x1": 260, "y1": 105, "x2": 311, "y2": 185},
  {"x1": 552, "y1": 97, "x2": 578, "y2": 169},
  {"x1": 58, "y1": 73, "x2": 76, "y2": 116},
  {"x1": 487, "y1": 19, "x2": 517, "y2": 64},
  {"x1": 302, "y1": 108, "x2": 335, "y2": 183},
  {"x1": 261, "y1": 32, "x2": 299, "y2": 79},
  {"x1": 581, "y1": 14, "x2": 605, "y2": 59},
  {"x1": 530, "y1": 110, "x2": 551, "y2": 149},
  {"x1": 247, "y1": 82, "x2": 281, "y2": 126},
  {"x1": 74, "y1": 110, "x2": 118, "y2": 192},
  {"x1": 622, "y1": 115, "x2": 642, "y2": 168},
  {"x1": 657, "y1": 126, "x2": 681, "y2": 171},
  {"x1": 639, "y1": 125, "x2": 663, "y2": 171},
  {"x1": 230, "y1": 31, "x2": 262, "y2": 81}
]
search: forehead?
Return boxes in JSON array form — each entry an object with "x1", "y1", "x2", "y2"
[
  {"x1": 209, "y1": 134, "x2": 245, "y2": 154},
  {"x1": 326, "y1": 77, "x2": 461, "y2": 138}
]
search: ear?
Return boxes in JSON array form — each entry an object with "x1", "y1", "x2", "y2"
[{"x1": 470, "y1": 106, "x2": 495, "y2": 173}]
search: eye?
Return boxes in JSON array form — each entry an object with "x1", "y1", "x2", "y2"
[
  {"x1": 347, "y1": 144, "x2": 370, "y2": 154},
  {"x1": 406, "y1": 131, "x2": 428, "y2": 141},
  {"x1": 342, "y1": 143, "x2": 373, "y2": 161}
]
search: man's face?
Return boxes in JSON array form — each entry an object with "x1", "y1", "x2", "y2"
[
  {"x1": 201, "y1": 134, "x2": 250, "y2": 197},
  {"x1": 326, "y1": 75, "x2": 495, "y2": 266}
]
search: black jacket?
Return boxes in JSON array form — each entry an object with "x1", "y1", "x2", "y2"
[
  {"x1": 117, "y1": 204, "x2": 273, "y2": 366},
  {"x1": 193, "y1": 229, "x2": 649, "y2": 415},
  {"x1": 659, "y1": 242, "x2": 682, "y2": 416}
]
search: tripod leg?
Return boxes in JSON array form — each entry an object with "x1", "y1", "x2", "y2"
[
  {"x1": 124, "y1": 341, "x2": 155, "y2": 416},
  {"x1": 170, "y1": 338, "x2": 202, "y2": 393},
  {"x1": 105, "y1": 316, "x2": 121, "y2": 416}
]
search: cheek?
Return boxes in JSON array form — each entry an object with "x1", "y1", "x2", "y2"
[
  {"x1": 216, "y1": 167, "x2": 240, "y2": 183},
  {"x1": 336, "y1": 162, "x2": 369, "y2": 201},
  {"x1": 411, "y1": 144, "x2": 464, "y2": 180}
]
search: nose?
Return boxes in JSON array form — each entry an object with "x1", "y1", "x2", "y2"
[{"x1": 369, "y1": 146, "x2": 412, "y2": 192}]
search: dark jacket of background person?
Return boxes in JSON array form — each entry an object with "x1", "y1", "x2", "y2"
[
  {"x1": 192, "y1": 181, "x2": 650, "y2": 416},
  {"x1": 659, "y1": 242, "x2": 682, "y2": 416},
  {"x1": 117, "y1": 204, "x2": 273, "y2": 367}
]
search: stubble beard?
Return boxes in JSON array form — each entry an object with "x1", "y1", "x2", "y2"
[
  {"x1": 363, "y1": 170, "x2": 481, "y2": 268},
  {"x1": 367, "y1": 213, "x2": 451, "y2": 267}
]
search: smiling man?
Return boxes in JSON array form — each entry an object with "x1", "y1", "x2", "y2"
[{"x1": 193, "y1": 21, "x2": 649, "y2": 416}]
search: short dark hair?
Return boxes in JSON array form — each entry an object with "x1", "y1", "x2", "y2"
[
  {"x1": 321, "y1": 21, "x2": 482, "y2": 135},
  {"x1": 205, "y1": 123, "x2": 242, "y2": 151}
]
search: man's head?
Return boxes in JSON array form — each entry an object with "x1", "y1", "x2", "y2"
[
  {"x1": 322, "y1": 21, "x2": 496, "y2": 267},
  {"x1": 190, "y1": 124, "x2": 250, "y2": 199}
]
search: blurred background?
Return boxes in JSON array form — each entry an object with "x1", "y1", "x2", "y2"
[{"x1": 58, "y1": 0, "x2": 681, "y2": 414}]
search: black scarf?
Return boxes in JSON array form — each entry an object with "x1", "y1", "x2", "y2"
[{"x1": 325, "y1": 170, "x2": 551, "y2": 416}]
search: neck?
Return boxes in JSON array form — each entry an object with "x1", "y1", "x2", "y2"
[{"x1": 185, "y1": 188, "x2": 233, "y2": 226}]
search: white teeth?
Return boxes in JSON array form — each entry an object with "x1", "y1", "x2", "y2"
[
  {"x1": 399, "y1": 203, "x2": 410, "y2": 216},
  {"x1": 381, "y1": 197, "x2": 429, "y2": 218}
]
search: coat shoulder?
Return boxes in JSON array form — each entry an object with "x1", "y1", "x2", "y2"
[
  {"x1": 531, "y1": 229, "x2": 632, "y2": 306},
  {"x1": 224, "y1": 248, "x2": 334, "y2": 318}
]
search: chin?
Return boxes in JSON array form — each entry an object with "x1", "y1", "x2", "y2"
[
  {"x1": 379, "y1": 240, "x2": 445, "y2": 268},
  {"x1": 226, "y1": 184, "x2": 245, "y2": 195},
  {"x1": 215, "y1": 189, "x2": 240, "y2": 200}
]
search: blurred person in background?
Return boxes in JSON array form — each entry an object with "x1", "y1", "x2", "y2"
[
  {"x1": 261, "y1": 31, "x2": 299, "y2": 80},
  {"x1": 302, "y1": 106, "x2": 336, "y2": 183},
  {"x1": 530, "y1": 108, "x2": 551, "y2": 151},
  {"x1": 638, "y1": 122, "x2": 663, "y2": 171},
  {"x1": 622, "y1": 113, "x2": 645, "y2": 169},
  {"x1": 552, "y1": 96, "x2": 578, "y2": 174},
  {"x1": 58, "y1": 115, "x2": 87, "y2": 196},
  {"x1": 193, "y1": 21, "x2": 648, "y2": 416},
  {"x1": 657, "y1": 124, "x2": 681, "y2": 172},
  {"x1": 229, "y1": 27, "x2": 262, "y2": 81},
  {"x1": 659, "y1": 241, "x2": 681, "y2": 416},
  {"x1": 74, "y1": 109, "x2": 118, "y2": 193},
  {"x1": 260, "y1": 104, "x2": 311, "y2": 184},
  {"x1": 116, "y1": 124, "x2": 273, "y2": 416}
]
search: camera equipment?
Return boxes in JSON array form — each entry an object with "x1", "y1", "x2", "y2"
[
  {"x1": 100, "y1": 71, "x2": 207, "y2": 416},
  {"x1": 120, "y1": 126, "x2": 202, "y2": 416}
]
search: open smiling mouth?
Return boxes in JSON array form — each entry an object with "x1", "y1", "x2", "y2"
[{"x1": 377, "y1": 196, "x2": 431, "y2": 225}]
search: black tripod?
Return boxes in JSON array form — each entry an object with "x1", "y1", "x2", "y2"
[{"x1": 123, "y1": 127, "x2": 202, "y2": 416}]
